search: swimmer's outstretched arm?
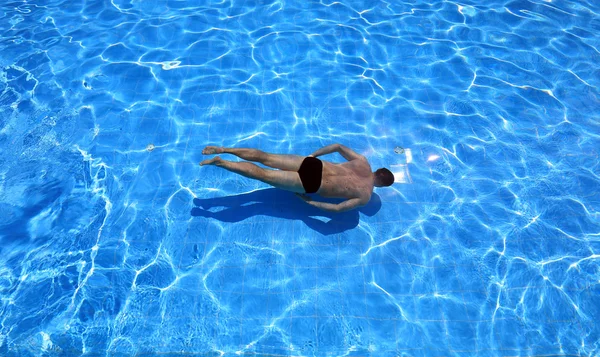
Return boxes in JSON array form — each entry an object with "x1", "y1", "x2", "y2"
[
  {"x1": 309, "y1": 144, "x2": 361, "y2": 161},
  {"x1": 295, "y1": 194, "x2": 363, "y2": 213}
]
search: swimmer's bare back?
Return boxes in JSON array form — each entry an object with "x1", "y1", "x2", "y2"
[
  {"x1": 200, "y1": 144, "x2": 395, "y2": 213},
  {"x1": 301, "y1": 144, "x2": 374, "y2": 211}
]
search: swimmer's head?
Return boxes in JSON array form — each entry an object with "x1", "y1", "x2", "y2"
[{"x1": 374, "y1": 168, "x2": 394, "y2": 187}]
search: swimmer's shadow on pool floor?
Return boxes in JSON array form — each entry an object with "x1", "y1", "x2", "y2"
[{"x1": 191, "y1": 188, "x2": 381, "y2": 235}]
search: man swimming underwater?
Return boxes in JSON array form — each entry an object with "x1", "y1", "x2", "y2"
[{"x1": 200, "y1": 144, "x2": 394, "y2": 213}]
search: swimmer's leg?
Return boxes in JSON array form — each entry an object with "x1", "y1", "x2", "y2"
[
  {"x1": 202, "y1": 146, "x2": 304, "y2": 171},
  {"x1": 200, "y1": 156, "x2": 304, "y2": 193}
]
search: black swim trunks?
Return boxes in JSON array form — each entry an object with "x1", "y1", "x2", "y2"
[{"x1": 298, "y1": 156, "x2": 323, "y2": 194}]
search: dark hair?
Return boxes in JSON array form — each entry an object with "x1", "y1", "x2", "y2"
[{"x1": 375, "y1": 168, "x2": 394, "y2": 186}]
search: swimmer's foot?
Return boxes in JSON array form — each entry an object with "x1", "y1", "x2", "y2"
[
  {"x1": 202, "y1": 146, "x2": 223, "y2": 155},
  {"x1": 200, "y1": 156, "x2": 222, "y2": 166}
]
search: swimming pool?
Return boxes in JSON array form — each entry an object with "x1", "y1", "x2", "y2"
[{"x1": 1, "y1": 0, "x2": 599, "y2": 355}]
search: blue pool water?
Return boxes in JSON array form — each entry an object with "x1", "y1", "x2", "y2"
[{"x1": 1, "y1": 0, "x2": 600, "y2": 355}]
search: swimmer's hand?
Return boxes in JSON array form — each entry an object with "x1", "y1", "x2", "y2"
[
  {"x1": 295, "y1": 193, "x2": 312, "y2": 202},
  {"x1": 309, "y1": 144, "x2": 361, "y2": 161},
  {"x1": 296, "y1": 194, "x2": 364, "y2": 213}
]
